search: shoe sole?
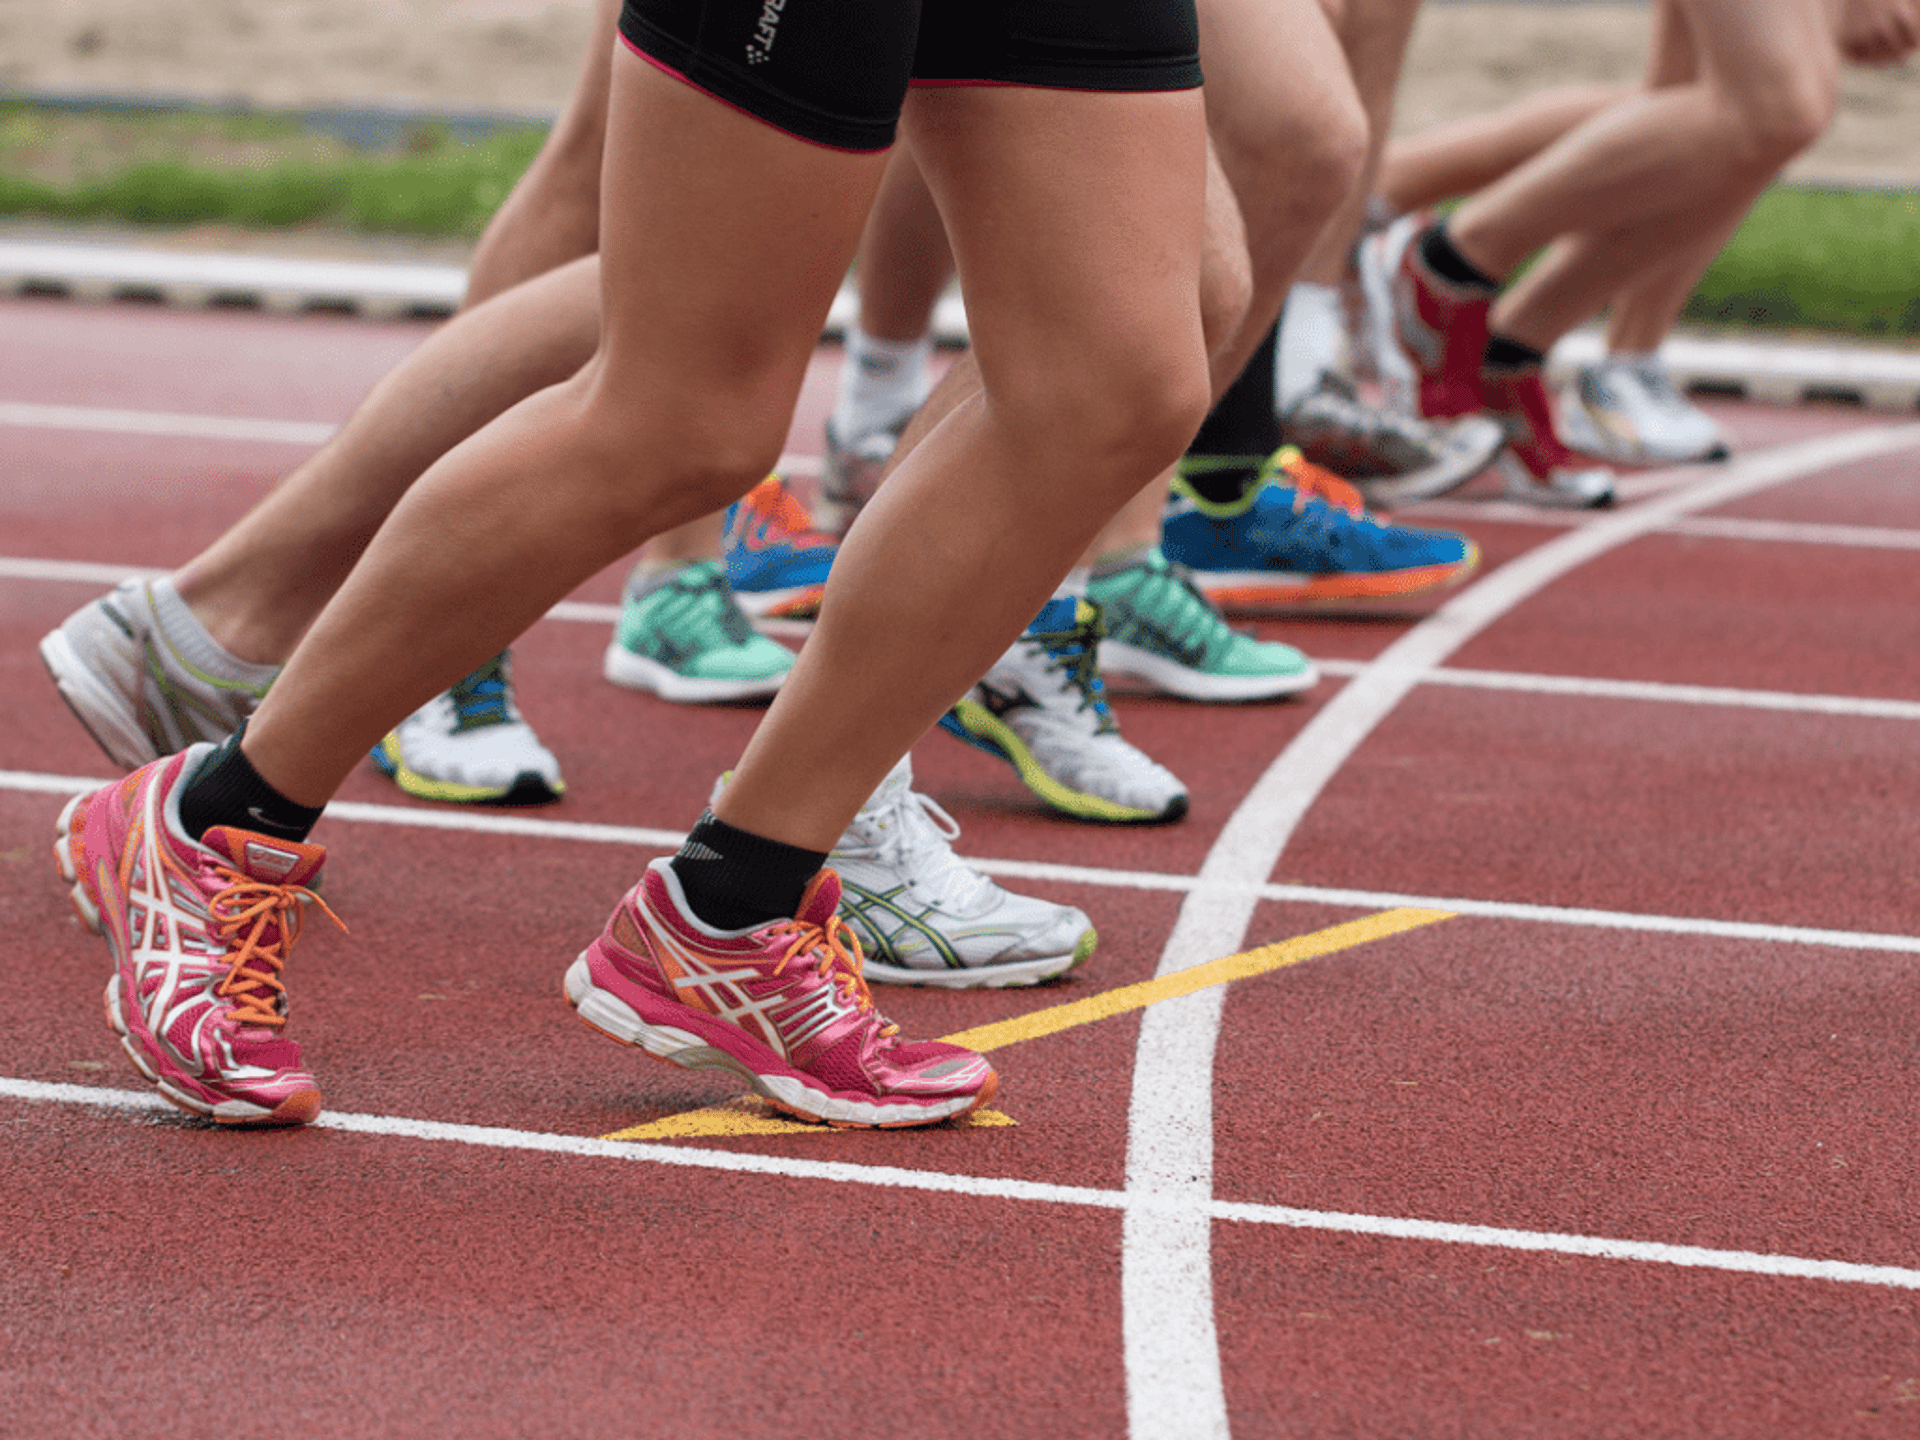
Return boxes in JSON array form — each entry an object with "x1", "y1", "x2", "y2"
[
  {"x1": 1097, "y1": 639, "x2": 1319, "y2": 702},
  {"x1": 563, "y1": 955, "x2": 996, "y2": 1127},
  {"x1": 601, "y1": 643, "x2": 788, "y2": 703},
  {"x1": 371, "y1": 734, "x2": 565, "y2": 805},
  {"x1": 1495, "y1": 455, "x2": 1617, "y2": 510},
  {"x1": 39, "y1": 629, "x2": 154, "y2": 771},
  {"x1": 1188, "y1": 546, "x2": 1482, "y2": 611},
  {"x1": 727, "y1": 584, "x2": 826, "y2": 620},
  {"x1": 54, "y1": 790, "x2": 321, "y2": 1127},
  {"x1": 859, "y1": 926, "x2": 1098, "y2": 989},
  {"x1": 943, "y1": 701, "x2": 1188, "y2": 824}
]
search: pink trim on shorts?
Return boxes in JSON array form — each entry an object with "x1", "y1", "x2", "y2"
[{"x1": 617, "y1": 33, "x2": 892, "y2": 155}]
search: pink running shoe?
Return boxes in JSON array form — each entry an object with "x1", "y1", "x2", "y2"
[
  {"x1": 565, "y1": 858, "x2": 998, "y2": 1127},
  {"x1": 1480, "y1": 366, "x2": 1617, "y2": 510},
  {"x1": 1362, "y1": 214, "x2": 1492, "y2": 422},
  {"x1": 53, "y1": 746, "x2": 338, "y2": 1126}
]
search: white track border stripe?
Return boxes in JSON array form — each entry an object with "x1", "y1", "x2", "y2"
[
  {"x1": 6, "y1": 1077, "x2": 1918, "y2": 1292},
  {"x1": 5, "y1": 770, "x2": 1915, "y2": 953},
  {"x1": 1121, "y1": 420, "x2": 1920, "y2": 1439}
]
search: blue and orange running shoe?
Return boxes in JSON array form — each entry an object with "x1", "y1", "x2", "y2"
[
  {"x1": 564, "y1": 859, "x2": 998, "y2": 1127},
  {"x1": 1161, "y1": 449, "x2": 1480, "y2": 610},
  {"x1": 721, "y1": 474, "x2": 839, "y2": 619},
  {"x1": 54, "y1": 745, "x2": 340, "y2": 1126}
]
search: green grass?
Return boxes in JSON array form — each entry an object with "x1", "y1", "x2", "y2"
[
  {"x1": 0, "y1": 101, "x2": 1915, "y2": 339},
  {"x1": 0, "y1": 102, "x2": 546, "y2": 239},
  {"x1": 1684, "y1": 186, "x2": 1920, "y2": 340}
]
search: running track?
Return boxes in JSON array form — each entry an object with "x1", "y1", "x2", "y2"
[{"x1": 4, "y1": 295, "x2": 1919, "y2": 1437}]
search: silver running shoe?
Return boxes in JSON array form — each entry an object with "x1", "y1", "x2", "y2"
[
  {"x1": 1282, "y1": 371, "x2": 1507, "y2": 508},
  {"x1": 40, "y1": 576, "x2": 277, "y2": 770},
  {"x1": 831, "y1": 757, "x2": 1097, "y2": 988},
  {"x1": 818, "y1": 414, "x2": 908, "y2": 536},
  {"x1": 941, "y1": 597, "x2": 1189, "y2": 824},
  {"x1": 371, "y1": 652, "x2": 565, "y2": 805},
  {"x1": 1557, "y1": 356, "x2": 1732, "y2": 465}
]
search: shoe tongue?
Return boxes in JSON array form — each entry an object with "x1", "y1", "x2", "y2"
[
  {"x1": 795, "y1": 868, "x2": 843, "y2": 929},
  {"x1": 1028, "y1": 596, "x2": 1079, "y2": 635},
  {"x1": 200, "y1": 827, "x2": 327, "y2": 888}
]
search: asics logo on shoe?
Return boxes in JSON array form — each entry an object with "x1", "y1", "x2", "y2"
[
  {"x1": 1109, "y1": 610, "x2": 1207, "y2": 667},
  {"x1": 649, "y1": 928, "x2": 853, "y2": 1058},
  {"x1": 241, "y1": 840, "x2": 305, "y2": 881}
]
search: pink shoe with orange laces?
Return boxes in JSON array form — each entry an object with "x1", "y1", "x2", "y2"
[
  {"x1": 564, "y1": 858, "x2": 998, "y2": 1127},
  {"x1": 54, "y1": 745, "x2": 340, "y2": 1126}
]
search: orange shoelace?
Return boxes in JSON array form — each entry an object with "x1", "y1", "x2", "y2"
[
  {"x1": 208, "y1": 871, "x2": 346, "y2": 1029},
  {"x1": 1268, "y1": 446, "x2": 1370, "y2": 519},
  {"x1": 767, "y1": 914, "x2": 899, "y2": 1038}
]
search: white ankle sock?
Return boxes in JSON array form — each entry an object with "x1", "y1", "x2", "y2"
[{"x1": 831, "y1": 326, "x2": 933, "y2": 442}]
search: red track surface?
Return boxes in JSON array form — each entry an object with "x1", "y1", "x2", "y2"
[{"x1": 4, "y1": 294, "x2": 1919, "y2": 1437}]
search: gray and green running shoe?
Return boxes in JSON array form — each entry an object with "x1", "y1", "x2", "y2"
[
  {"x1": 1087, "y1": 546, "x2": 1318, "y2": 701},
  {"x1": 602, "y1": 558, "x2": 794, "y2": 703},
  {"x1": 40, "y1": 576, "x2": 278, "y2": 771}
]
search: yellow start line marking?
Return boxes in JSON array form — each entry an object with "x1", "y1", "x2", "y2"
[{"x1": 601, "y1": 906, "x2": 1454, "y2": 1141}]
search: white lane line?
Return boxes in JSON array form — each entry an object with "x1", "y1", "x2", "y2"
[
  {"x1": 1121, "y1": 419, "x2": 1920, "y2": 1438},
  {"x1": 1666, "y1": 514, "x2": 1920, "y2": 550},
  {"x1": 6, "y1": 769, "x2": 1916, "y2": 954},
  {"x1": 0, "y1": 401, "x2": 339, "y2": 446},
  {"x1": 7, "y1": 1076, "x2": 1918, "y2": 1293},
  {"x1": 0, "y1": 403, "x2": 821, "y2": 476},
  {"x1": 12, "y1": 559, "x2": 1920, "y2": 723},
  {"x1": 1312, "y1": 659, "x2": 1920, "y2": 721}
]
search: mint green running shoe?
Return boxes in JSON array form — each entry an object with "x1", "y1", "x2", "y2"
[
  {"x1": 1087, "y1": 547, "x2": 1319, "y2": 702},
  {"x1": 602, "y1": 559, "x2": 794, "y2": 703}
]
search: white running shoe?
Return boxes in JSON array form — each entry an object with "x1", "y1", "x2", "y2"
[
  {"x1": 371, "y1": 652, "x2": 565, "y2": 805},
  {"x1": 1558, "y1": 356, "x2": 1732, "y2": 465},
  {"x1": 941, "y1": 597, "x2": 1189, "y2": 824},
  {"x1": 39, "y1": 576, "x2": 278, "y2": 770},
  {"x1": 831, "y1": 757, "x2": 1097, "y2": 988}
]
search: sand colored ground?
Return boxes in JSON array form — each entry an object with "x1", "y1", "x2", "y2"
[{"x1": 1, "y1": 1, "x2": 1915, "y2": 185}]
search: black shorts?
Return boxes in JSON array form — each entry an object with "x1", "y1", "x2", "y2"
[{"x1": 618, "y1": 0, "x2": 1202, "y2": 153}]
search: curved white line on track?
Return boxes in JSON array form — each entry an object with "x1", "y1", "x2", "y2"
[{"x1": 1121, "y1": 420, "x2": 1920, "y2": 1439}]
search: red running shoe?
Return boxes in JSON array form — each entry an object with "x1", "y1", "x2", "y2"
[
  {"x1": 565, "y1": 859, "x2": 998, "y2": 1127},
  {"x1": 54, "y1": 746, "x2": 339, "y2": 1126},
  {"x1": 1481, "y1": 365, "x2": 1617, "y2": 510},
  {"x1": 1361, "y1": 213, "x2": 1493, "y2": 422}
]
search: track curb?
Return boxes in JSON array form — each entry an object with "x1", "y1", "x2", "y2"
[{"x1": 4, "y1": 236, "x2": 1916, "y2": 413}]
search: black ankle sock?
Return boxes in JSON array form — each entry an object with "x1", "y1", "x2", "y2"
[
  {"x1": 1183, "y1": 327, "x2": 1282, "y2": 503},
  {"x1": 1481, "y1": 333, "x2": 1547, "y2": 372},
  {"x1": 670, "y1": 810, "x2": 828, "y2": 931},
  {"x1": 1419, "y1": 223, "x2": 1500, "y2": 293},
  {"x1": 178, "y1": 728, "x2": 325, "y2": 844},
  {"x1": 1190, "y1": 326, "x2": 1282, "y2": 463}
]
